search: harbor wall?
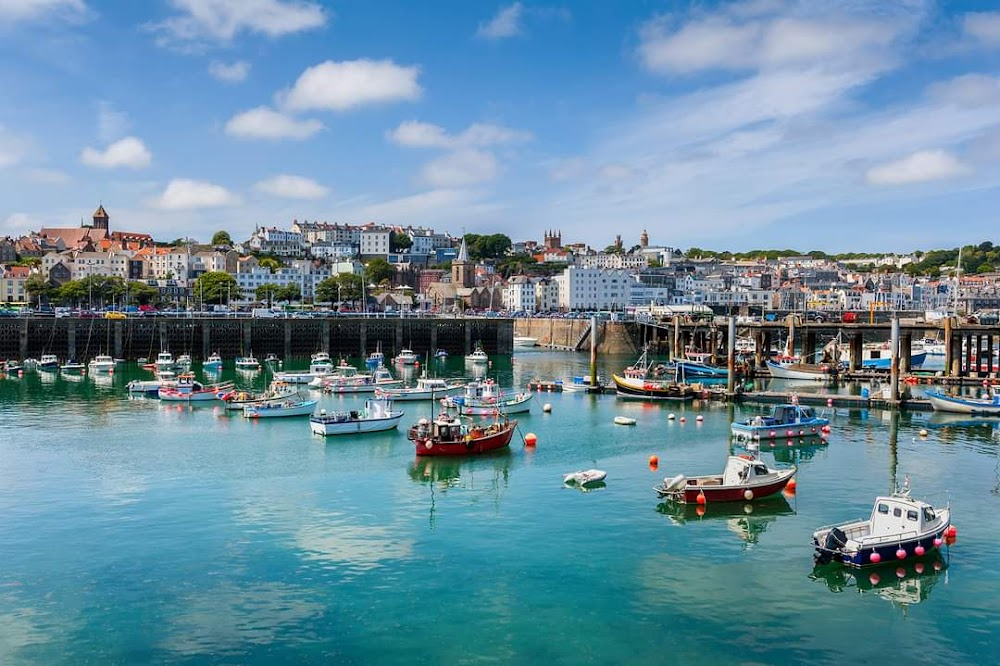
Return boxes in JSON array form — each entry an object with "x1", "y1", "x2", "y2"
[
  {"x1": 0, "y1": 317, "x2": 513, "y2": 362},
  {"x1": 513, "y1": 319, "x2": 639, "y2": 355}
]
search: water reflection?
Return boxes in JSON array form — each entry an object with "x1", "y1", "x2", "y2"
[
  {"x1": 810, "y1": 553, "x2": 949, "y2": 612},
  {"x1": 656, "y1": 495, "x2": 794, "y2": 546},
  {"x1": 407, "y1": 453, "x2": 513, "y2": 527},
  {"x1": 749, "y1": 436, "x2": 830, "y2": 465}
]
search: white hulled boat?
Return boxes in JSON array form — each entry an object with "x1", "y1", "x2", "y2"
[
  {"x1": 88, "y1": 354, "x2": 116, "y2": 373},
  {"x1": 379, "y1": 377, "x2": 465, "y2": 401},
  {"x1": 309, "y1": 398, "x2": 405, "y2": 436},
  {"x1": 154, "y1": 351, "x2": 175, "y2": 374}
]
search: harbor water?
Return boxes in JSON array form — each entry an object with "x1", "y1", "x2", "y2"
[{"x1": 1, "y1": 352, "x2": 997, "y2": 664}]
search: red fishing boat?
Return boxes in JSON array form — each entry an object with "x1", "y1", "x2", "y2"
[
  {"x1": 654, "y1": 448, "x2": 796, "y2": 503},
  {"x1": 408, "y1": 412, "x2": 517, "y2": 456}
]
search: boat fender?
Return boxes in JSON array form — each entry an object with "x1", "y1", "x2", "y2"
[
  {"x1": 424, "y1": 440, "x2": 432, "y2": 450},
  {"x1": 662, "y1": 474, "x2": 686, "y2": 492}
]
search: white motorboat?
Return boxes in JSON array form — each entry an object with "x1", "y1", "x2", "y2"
[
  {"x1": 379, "y1": 377, "x2": 465, "y2": 401},
  {"x1": 465, "y1": 345, "x2": 489, "y2": 364},
  {"x1": 235, "y1": 355, "x2": 261, "y2": 371},
  {"x1": 243, "y1": 397, "x2": 318, "y2": 419},
  {"x1": 88, "y1": 354, "x2": 117, "y2": 373},
  {"x1": 513, "y1": 336, "x2": 538, "y2": 349},
  {"x1": 38, "y1": 354, "x2": 59, "y2": 371},
  {"x1": 154, "y1": 351, "x2": 175, "y2": 374},
  {"x1": 395, "y1": 348, "x2": 418, "y2": 365},
  {"x1": 60, "y1": 359, "x2": 86, "y2": 373},
  {"x1": 765, "y1": 360, "x2": 837, "y2": 381},
  {"x1": 158, "y1": 374, "x2": 233, "y2": 402},
  {"x1": 312, "y1": 365, "x2": 404, "y2": 393},
  {"x1": 176, "y1": 354, "x2": 192, "y2": 371},
  {"x1": 203, "y1": 352, "x2": 223, "y2": 372},
  {"x1": 441, "y1": 379, "x2": 533, "y2": 415},
  {"x1": 309, "y1": 398, "x2": 405, "y2": 436},
  {"x1": 925, "y1": 387, "x2": 1000, "y2": 415}
]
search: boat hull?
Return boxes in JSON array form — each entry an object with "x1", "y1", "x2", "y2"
[
  {"x1": 380, "y1": 386, "x2": 463, "y2": 401},
  {"x1": 731, "y1": 419, "x2": 829, "y2": 440},
  {"x1": 244, "y1": 400, "x2": 318, "y2": 418},
  {"x1": 413, "y1": 421, "x2": 517, "y2": 456},
  {"x1": 612, "y1": 374, "x2": 693, "y2": 400},
  {"x1": 925, "y1": 390, "x2": 1000, "y2": 415},
  {"x1": 862, "y1": 352, "x2": 927, "y2": 370},
  {"x1": 450, "y1": 393, "x2": 533, "y2": 415},
  {"x1": 814, "y1": 521, "x2": 951, "y2": 569},
  {"x1": 675, "y1": 361, "x2": 728, "y2": 379},
  {"x1": 309, "y1": 413, "x2": 404, "y2": 435},
  {"x1": 658, "y1": 468, "x2": 796, "y2": 503},
  {"x1": 765, "y1": 360, "x2": 834, "y2": 381}
]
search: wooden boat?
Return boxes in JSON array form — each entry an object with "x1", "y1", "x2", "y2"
[
  {"x1": 465, "y1": 344, "x2": 489, "y2": 364},
  {"x1": 243, "y1": 397, "x2": 318, "y2": 418},
  {"x1": 309, "y1": 398, "x2": 405, "y2": 436},
  {"x1": 812, "y1": 480, "x2": 952, "y2": 568},
  {"x1": 563, "y1": 469, "x2": 607, "y2": 487},
  {"x1": 408, "y1": 412, "x2": 517, "y2": 457},
  {"x1": 765, "y1": 359, "x2": 837, "y2": 381},
  {"x1": 158, "y1": 374, "x2": 233, "y2": 401},
  {"x1": 441, "y1": 379, "x2": 533, "y2": 415},
  {"x1": 731, "y1": 404, "x2": 830, "y2": 440},
  {"x1": 613, "y1": 348, "x2": 694, "y2": 401},
  {"x1": 88, "y1": 354, "x2": 117, "y2": 373},
  {"x1": 379, "y1": 377, "x2": 464, "y2": 401},
  {"x1": 654, "y1": 449, "x2": 796, "y2": 503},
  {"x1": 925, "y1": 388, "x2": 1000, "y2": 415}
]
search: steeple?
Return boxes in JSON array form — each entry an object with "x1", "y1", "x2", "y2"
[
  {"x1": 640, "y1": 229, "x2": 649, "y2": 249},
  {"x1": 456, "y1": 236, "x2": 469, "y2": 262},
  {"x1": 92, "y1": 204, "x2": 109, "y2": 231}
]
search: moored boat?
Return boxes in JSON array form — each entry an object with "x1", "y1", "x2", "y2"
[
  {"x1": 395, "y1": 348, "x2": 419, "y2": 365},
  {"x1": 561, "y1": 375, "x2": 608, "y2": 393},
  {"x1": 513, "y1": 336, "x2": 539, "y2": 349},
  {"x1": 812, "y1": 480, "x2": 952, "y2": 568},
  {"x1": 765, "y1": 359, "x2": 837, "y2": 381},
  {"x1": 924, "y1": 388, "x2": 1000, "y2": 415},
  {"x1": 234, "y1": 354, "x2": 261, "y2": 371},
  {"x1": 60, "y1": 359, "x2": 86, "y2": 373},
  {"x1": 731, "y1": 403, "x2": 830, "y2": 441},
  {"x1": 158, "y1": 373, "x2": 233, "y2": 401},
  {"x1": 675, "y1": 359, "x2": 728, "y2": 379},
  {"x1": 408, "y1": 412, "x2": 517, "y2": 456},
  {"x1": 309, "y1": 398, "x2": 405, "y2": 436},
  {"x1": 38, "y1": 354, "x2": 59, "y2": 371},
  {"x1": 220, "y1": 381, "x2": 298, "y2": 411},
  {"x1": 441, "y1": 379, "x2": 533, "y2": 415},
  {"x1": 154, "y1": 351, "x2": 175, "y2": 374},
  {"x1": 654, "y1": 448, "x2": 796, "y2": 503},
  {"x1": 613, "y1": 348, "x2": 694, "y2": 401},
  {"x1": 88, "y1": 354, "x2": 116, "y2": 373},
  {"x1": 203, "y1": 352, "x2": 223, "y2": 372},
  {"x1": 563, "y1": 469, "x2": 607, "y2": 487},
  {"x1": 379, "y1": 377, "x2": 465, "y2": 401},
  {"x1": 465, "y1": 344, "x2": 489, "y2": 364},
  {"x1": 243, "y1": 397, "x2": 318, "y2": 418}
]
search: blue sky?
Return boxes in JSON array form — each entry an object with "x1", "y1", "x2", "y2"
[{"x1": 0, "y1": 0, "x2": 999, "y2": 253}]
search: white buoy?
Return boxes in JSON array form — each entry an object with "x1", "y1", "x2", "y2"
[
  {"x1": 919, "y1": 429, "x2": 928, "y2": 437},
  {"x1": 667, "y1": 413, "x2": 676, "y2": 420},
  {"x1": 696, "y1": 415, "x2": 704, "y2": 422},
  {"x1": 542, "y1": 403, "x2": 552, "y2": 413}
]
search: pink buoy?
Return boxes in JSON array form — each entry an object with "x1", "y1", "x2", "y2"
[
  {"x1": 869, "y1": 552, "x2": 881, "y2": 564},
  {"x1": 786, "y1": 430, "x2": 794, "y2": 437},
  {"x1": 798, "y1": 430, "x2": 804, "y2": 436},
  {"x1": 933, "y1": 537, "x2": 943, "y2": 547},
  {"x1": 769, "y1": 431, "x2": 775, "y2": 437},
  {"x1": 896, "y1": 548, "x2": 906, "y2": 560},
  {"x1": 915, "y1": 545, "x2": 925, "y2": 556},
  {"x1": 933, "y1": 560, "x2": 942, "y2": 571},
  {"x1": 827, "y1": 398, "x2": 833, "y2": 407}
]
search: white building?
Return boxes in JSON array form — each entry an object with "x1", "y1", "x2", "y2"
[
  {"x1": 535, "y1": 277, "x2": 559, "y2": 312},
  {"x1": 246, "y1": 227, "x2": 307, "y2": 257},
  {"x1": 360, "y1": 228, "x2": 392, "y2": 257},
  {"x1": 291, "y1": 221, "x2": 361, "y2": 247},
  {"x1": 576, "y1": 252, "x2": 648, "y2": 270},
  {"x1": 502, "y1": 276, "x2": 536, "y2": 312},
  {"x1": 555, "y1": 266, "x2": 633, "y2": 311}
]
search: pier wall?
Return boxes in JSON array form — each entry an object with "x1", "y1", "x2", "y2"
[
  {"x1": 513, "y1": 319, "x2": 638, "y2": 355},
  {"x1": 0, "y1": 316, "x2": 513, "y2": 362}
]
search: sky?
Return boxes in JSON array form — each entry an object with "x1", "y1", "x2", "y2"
[{"x1": 0, "y1": 0, "x2": 999, "y2": 253}]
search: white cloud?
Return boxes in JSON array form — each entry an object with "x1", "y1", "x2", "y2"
[
  {"x1": 0, "y1": 0, "x2": 87, "y2": 23},
  {"x1": 224, "y1": 106, "x2": 323, "y2": 140},
  {"x1": 209, "y1": 60, "x2": 250, "y2": 82},
  {"x1": 421, "y1": 149, "x2": 497, "y2": 188},
  {"x1": 477, "y1": 2, "x2": 523, "y2": 40},
  {"x1": 80, "y1": 136, "x2": 152, "y2": 169},
  {"x1": 926, "y1": 73, "x2": 1000, "y2": 108},
  {"x1": 254, "y1": 174, "x2": 328, "y2": 199},
  {"x1": 866, "y1": 150, "x2": 971, "y2": 185},
  {"x1": 96, "y1": 100, "x2": 131, "y2": 143},
  {"x1": 2, "y1": 212, "x2": 41, "y2": 233},
  {"x1": 25, "y1": 167, "x2": 71, "y2": 184},
  {"x1": 280, "y1": 59, "x2": 422, "y2": 112},
  {"x1": 963, "y1": 12, "x2": 1000, "y2": 47},
  {"x1": 547, "y1": 156, "x2": 587, "y2": 181},
  {"x1": 0, "y1": 124, "x2": 32, "y2": 167},
  {"x1": 388, "y1": 120, "x2": 531, "y2": 149},
  {"x1": 151, "y1": 178, "x2": 240, "y2": 210},
  {"x1": 149, "y1": 0, "x2": 326, "y2": 47},
  {"x1": 352, "y1": 188, "x2": 501, "y2": 226}
]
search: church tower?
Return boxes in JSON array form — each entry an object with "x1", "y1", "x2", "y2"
[
  {"x1": 92, "y1": 204, "x2": 109, "y2": 231},
  {"x1": 640, "y1": 229, "x2": 649, "y2": 249},
  {"x1": 452, "y1": 236, "x2": 474, "y2": 288}
]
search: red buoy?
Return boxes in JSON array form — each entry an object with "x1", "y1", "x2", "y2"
[
  {"x1": 696, "y1": 491, "x2": 706, "y2": 505},
  {"x1": 870, "y1": 552, "x2": 881, "y2": 564},
  {"x1": 945, "y1": 525, "x2": 957, "y2": 539},
  {"x1": 524, "y1": 432, "x2": 537, "y2": 447},
  {"x1": 785, "y1": 478, "x2": 797, "y2": 493},
  {"x1": 896, "y1": 548, "x2": 906, "y2": 560},
  {"x1": 648, "y1": 454, "x2": 659, "y2": 466},
  {"x1": 915, "y1": 545, "x2": 925, "y2": 556}
]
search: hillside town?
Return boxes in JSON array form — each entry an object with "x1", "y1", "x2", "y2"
[{"x1": 1, "y1": 205, "x2": 998, "y2": 318}]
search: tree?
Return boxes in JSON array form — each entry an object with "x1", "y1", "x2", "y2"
[
  {"x1": 55, "y1": 280, "x2": 85, "y2": 306},
  {"x1": 465, "y1": 233, "x2": 511, "y2": 261},
  {"x1": 259, "y1": 257, "x2": 281, "y2": 273},
  {"x1": 315, "y1": 272, "x2": 363, "y2": 305},
  {"x1": 255, "y1": 283, "x2": 283, "y2": 305},
  {"x1": 194, "y1": 271, "x2": 239, "y2": 305},
  {"x1": 127, "y1": 281, "x2": 159, "y2": 305},
  {"x1": 603, "y1": 244, "x2": 624, "y2": 255},
  {"x1": 391, "y1": 232, "x2": 412, "y2": 252},
  {"x1": 275, "y1": 283, "x2": 301, "y2": 303},
  {"x1": 364, "y1": 258, "x2": 395, "y2": 286},
  {"x1": 212, "y1": 230, "x2": 233, "y2": 246}
]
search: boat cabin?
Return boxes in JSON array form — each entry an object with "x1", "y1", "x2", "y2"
[
  {"x1": 867, "y1": 495, "x2": 942, "y2": 539},
  {"x1": 722, "y1": 456, "x2": 775, "y2": 486},
  {"x1": 748, "y1": 404, "x2": 817, "y2": 427}
]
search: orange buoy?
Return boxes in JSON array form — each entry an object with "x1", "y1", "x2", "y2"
[
  {"x1": 696, "y1": 504, "x2": 706, "y2": 517},
  {"x1": 524, "y1": 432, "x2": 538, "y2": 447},
  {"x1": 696, "y1": 491, "x2": 706, "y2": 505},
  {"x1": 785, "y1": 478, "x2": 797, "y2": 493},
  {"x1": 648, "y1": 454, "x2": 659, "y2": 466},
  {"x1": 945, "y1": 525, "x2": 957, "y2": 539}
]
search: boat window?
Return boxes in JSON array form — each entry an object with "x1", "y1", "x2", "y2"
[
  {"x1": 893, "y1": 507, "x2": 902, "y2": 517},
  {"x1": 753, "y1": 465, "x2": 768, "y2": 475},
  {"x1": 923, "y1": 507, "x2": 936, "y2": 522},
  {"x1": 877, "y1": 503, "x2": 889, "y2": 514},
  {"x1": 907, "y1": 510, "x2": 918, "y2": 521}
]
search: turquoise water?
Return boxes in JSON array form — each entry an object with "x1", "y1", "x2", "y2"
[{"x1": 1, "y1": 352, "x2": 998, "y2": 664}]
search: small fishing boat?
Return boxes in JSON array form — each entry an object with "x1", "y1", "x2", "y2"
[
  {"x1": 264, "y1": 353, "x2": 282, "y2": 367},
  {"x1": 154, "y1": 351, "x2": 175, "y2": 374},
  {"x1": 176, "y1": 354, "x2": 192, "y2": 371},
  {"x1": 127, "y1": 378, "x2": 173, "y2": 396},
  {"x1": 513, "y1": 336, "x2": 539, "y2": 349},
  {"x1": 563, "y1": 469, "x2": 607, "y2": 487},
  {"x1": 203, "y1": 352, "x2": 223, "y2": 372},
  {"x1": 309, "y1": 398, "x2": 405, "y2": 436},
  {"x1": 924, "y1": 388, "x2": 1000, "y2": 415},
  {"x1": 274, "y1": 353, "x2": 334, "y2": 383},
  {"x1": 812, "y1": 479, "x2": 952, "y2": 568},
  {"x1": 465, "y1": 344, "x2": 489, "y2": 364},
  {"x1": 434, "y1": 348, "x2": 449, "y2": 359},
  {"x1": 765, "y1": 359, "x2": 837, "y2": 381},
  {"x1": 243, "y1": 397, "x2": 318, "y2": 418},
  {"x1": 220, "y1": 381, "x2": 297, "y2": 411},
  {"x1": 731, "y1": 403, "x2": 830, "y2": 441},
  {"x1": 4, "y1": 359, "x2": 24, "y2": 374},
  {"x1": 840, "y1": 342, "x2": 928, "y2": 370},
  {"x1": 365, "y1": 345, "x2": 385, "y2": 369},
  {"x1": 315, "y1": 365, "x2": 404, "y2": 394},
  {"x1": 613, "y1": 416, "x2": 636, "y2": 426},
  {"x1": 379, "y1": 377, "x2": 465, "y2": 401},
  {"x1": 654, "y1": 447, "x2": 796, "y2": 503},
  {"x1": 408, "y1": 412, "x2": 517, "y2": 456},
  {"x1": 395, "y1": 348, "x2": 418, "y2": 365},
  {"x1": 158, "y1": 373, "x2": 233, "y2": 401},
  {"x1": 38, "y1": 354, "x2": 59, "y2": 371},
  {"x1": 234, "y1": 354, "x2": 261, "y2": 371},
  {"x1": 60, "y1": 359, "x2": 86, "y2": 373},
  {"x1": 675, "y1": 359, "x2": 728, "y2": 379},
  {"x1": 561, "y1": 375, "x2": 608, "y2": 393},
  {"x1": 613, "y1": 348, "x2": 694, "y2": 401},
  {"x1": 88, "y1": 354, "x2": 116, "y2": 373},
  {"x1": 441, "y1": 379, "x2": 533, "y2": 415}
]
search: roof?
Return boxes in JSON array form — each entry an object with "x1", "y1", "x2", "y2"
[
  {"x1": 456, "y1": 236, "x2": 468, "y2": 262},
  {"x1": 39, "y1": 227, "x2": 109, "y2": 250},
  {"x1": 93, "y1": 204, "x2": 108, "y2": 219}
]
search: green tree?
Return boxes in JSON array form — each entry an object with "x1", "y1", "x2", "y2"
[
  {"x1": 126, "y1": 281, "x2": 159, "y2": 305},
  {"x1": 603, "y1": 244, "x2": 624, "y2": 255},
  {"x1": 275, "y1": 283, "x2": 302, "y2": 303},
  {"x1": 391, "y1": 232, "x2": 413, "y2": 252},
  {"x1": 259, "y1": 257, "x2": 281, "y2": 273},
  {"x1": 466, "y1": 233, "x2": 511, "y2": 261},
  {"x1": 364, "y1": 258, "x2": 395, "y2": 286},
  {"x1": 194, "y1": 271, "x2": 239, "y2": 305},
  {"x1": 315, "y1": 272, "x2": 363, "y2": 305},
  {"x1": 211, "y1": 230, "x2": 233, "y2": 246},
  {"x1": 255, "y1": 283, "x2": 283, "y2": 305},
  {"x1": 55, "y1": 280, "x2": 85, "y2": 306}
]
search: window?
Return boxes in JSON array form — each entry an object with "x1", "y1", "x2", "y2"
[
  {"x1": 877, "y1": 503, "x2": 889, "y2": 514},
  {"x1": 907, "y1": 510, "x2": 918, "y2": 521},
  {"x1": 923, "y1": 507, "x2": 936, "y2": 522},
  {"x1": 893, "y1": 507, "x2": 902, "y2": 517}
]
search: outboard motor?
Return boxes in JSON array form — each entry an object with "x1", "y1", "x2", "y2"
[{"x1": 816, "y1": 527, "x2": 848, "y2": 565}]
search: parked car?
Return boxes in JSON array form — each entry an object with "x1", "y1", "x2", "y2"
[{"x1": 105, "y1": 311, "x2": 127, "y2": 320}]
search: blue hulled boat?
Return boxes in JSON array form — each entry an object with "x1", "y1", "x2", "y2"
[{"x1": 731, "y1": 404, "x2": 830, "y2": 441}]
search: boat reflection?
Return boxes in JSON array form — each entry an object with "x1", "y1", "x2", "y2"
[
  {"x1": 751, "y1": 435, "x2": 829, "y2": 464},
  {"x1": 407, "y1": 452, "x2": 513, "y2": 527},
  {"x1": 656, "y1": 494, "x2": 794, "y2": 545},
  {"x1": 810, "y1": 553, "x2": 948, "y2": 610}
]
